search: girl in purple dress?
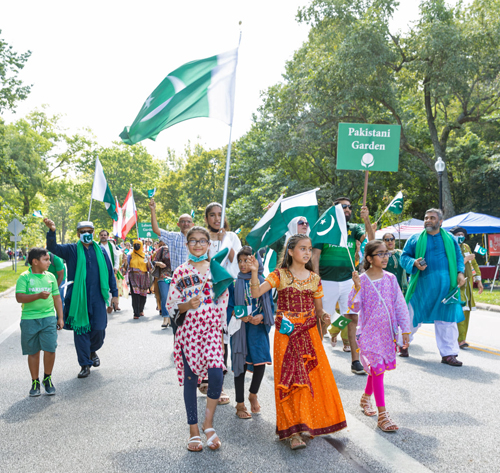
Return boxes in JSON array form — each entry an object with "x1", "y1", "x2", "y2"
[{"x1": 349, "y1": 240, "x2": 411, "y2": 432}]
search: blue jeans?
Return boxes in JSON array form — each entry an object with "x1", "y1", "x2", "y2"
[{"x1": 157, "y1": 280, "x2": 170, "y2": 318}]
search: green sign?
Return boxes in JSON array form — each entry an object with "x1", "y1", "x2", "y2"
[
  {"x1": 337, "y1": 123, "x2": 401, "y2": 171},
  {"x1": 137, "y1": 222, "x2": 158, "y2": 240}
]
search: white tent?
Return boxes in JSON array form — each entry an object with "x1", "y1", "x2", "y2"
[{"x1": 375, "y1": 218, "x2": 424, "y2": 240}]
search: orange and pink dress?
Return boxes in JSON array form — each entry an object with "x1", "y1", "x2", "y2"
[{"x1": 265, "y1": 268, "x2": 347, "y2": 440}]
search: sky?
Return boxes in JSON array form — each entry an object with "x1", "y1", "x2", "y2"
[{"x1": 1, "y1": 0, "x2": 442, "y2": 159}]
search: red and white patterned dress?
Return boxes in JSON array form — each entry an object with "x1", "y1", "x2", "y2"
[{"x1": 166, "y1": 262, "x2": 229, "y2": 386}]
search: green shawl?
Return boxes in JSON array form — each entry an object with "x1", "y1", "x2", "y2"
[
  {"x1": 66, "y1": 241, "x2": 110, "y2": 335},
  {"x1": 405, "y1": 229, "x2": 458, "y2": 304}
]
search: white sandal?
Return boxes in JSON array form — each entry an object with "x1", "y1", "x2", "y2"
[
  {"x1": 187, "y1": 435, "x2": 203, "y2": 452},
  {"x1": 203, "y1": 427, "x2": 221, "y2": 450}
]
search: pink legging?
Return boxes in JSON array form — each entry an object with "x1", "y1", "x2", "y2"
[{"x1": 364, "y1": 372, "x2": 385, "y2": 407}]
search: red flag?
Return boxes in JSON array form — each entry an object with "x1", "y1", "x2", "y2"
[{"x1": 121, "y1": 188, "x2": 137, "y2": 239}]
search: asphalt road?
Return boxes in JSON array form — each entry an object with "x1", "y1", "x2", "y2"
[{"x1": 1, "y1": 289, "x2": 499, "y2": 473}]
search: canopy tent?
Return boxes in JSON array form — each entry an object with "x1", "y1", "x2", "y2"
[
  {"x1": 442, "y1": 212, "x2": 500, "y2": 234},
  {"x1": 375, "y1": 218, "x2": 424, "y2": 240}
]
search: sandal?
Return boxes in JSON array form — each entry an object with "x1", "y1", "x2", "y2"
[
  {"x1": 342, "y1": 343, "x2": 351, "y2": 352},
  {"x1": 198, "y1": 380, "x2": 208, "y2": 395},
  {"x1": 377, "y1": 411, "x2": 399, "y2": 432},
  {"x1": 218, "y1": 390, "x2": 230, "y2": 405},
  {"x1": 360, "y1": 393, "x2": 377, "y2": 417},
  {"x1": 133, "y1": 316, "x2": 139, "y2": 320},
  {"x1": 187, "y1": 436, "x2": 203, "y2": 452},
  {"x1": 235, "y1": 404, "x2": 252, "y2": 419},
  {"x1": 290, "y1": 434, "x2": 306, "y2": 450},
  {"x1": 203, "y1": 427, "x2": 221, "y2": 450},
  {"x1": 248, "y1": 394, "x2": 261, "y2": 415}
]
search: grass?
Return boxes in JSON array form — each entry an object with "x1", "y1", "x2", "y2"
[
  {"x1": 474, "y1": 288, "x2": 500, "y2": 307},
  {"x1": 0, "y1": 264, "x2": 26, "y2": 293}
]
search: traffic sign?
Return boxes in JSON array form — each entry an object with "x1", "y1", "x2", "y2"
[
  {"x1": 10, "y1": 236, "x2": 22, "y2": 242},
  {"x1": 7, "y1": 218, "x2": 25, "y2": 235}
]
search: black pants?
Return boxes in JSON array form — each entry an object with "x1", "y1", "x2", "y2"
[
  {"x1": 234, "y1": 364, "x2": 266, "y2": 403},
  {"x1": 131, "y1": 291, "x2": 146, "y2": 317}
]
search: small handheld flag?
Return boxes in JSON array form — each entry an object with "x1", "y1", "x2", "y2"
[
  {"x1": 441, "y1": 286, "x2": 466, "y2": 306},
  {"x1": 330, "y1": 313, "x2": 351, "y2": 329},
  {"x1": 279, "y1": 317, "x2": 294, "y2": 335},
  {"x1": 147, "y1": 188, "x2": 156, "y2": 198},
  {"x1": 191, "y1": 209, "x2": 195, "y2": 218},
  {"x1": 474, "y1": 244, "x2": 487, "y2": 256},
  {"x1": 234, "y1": 305, "x2": 252, "y2": 319},
  {"x1": 32, "y1": 210, "x2": 43, "y2": 218},
  {"x1": 387, "y1": 191, "x2": 404, "y2": 215},
  {"x1": 235, "y1": 228, "x2": 241, "y2": 234}
]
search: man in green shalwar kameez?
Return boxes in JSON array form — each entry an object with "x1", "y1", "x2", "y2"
[{"x1": 450, "y1": 227, "x2": 484, "y2": 349}]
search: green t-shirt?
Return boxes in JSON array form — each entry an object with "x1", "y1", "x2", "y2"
[
  {"x1": 314, "y1": 222, "x2": 365, "y2": 282},
  {"x1": 16, "y1": 269, "x2": 59, "y2": 320},
  {"x1": 47, "y1": 252, "x2": 66, "y2": 283}
]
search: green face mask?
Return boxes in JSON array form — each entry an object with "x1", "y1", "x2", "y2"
[{"x1": 458, "y1": 236, "x2": 465, "y2": 244}]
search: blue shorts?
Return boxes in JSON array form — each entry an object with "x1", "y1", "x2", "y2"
[{"x1": 20, "y1": 317, "x2": 58, "y2": 355}]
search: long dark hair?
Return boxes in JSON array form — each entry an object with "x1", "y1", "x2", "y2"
[
  {"x1": 204, "y1": 202, "x2": 230, "y2": 232},
  {"x1": 363, "y1": 239, "x2": 386, "y2": 271},
  {"x1": 280, "y1": 234, "x2": 313, "y2": 271}
]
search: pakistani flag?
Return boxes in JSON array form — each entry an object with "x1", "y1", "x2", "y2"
[
  {"x1": 474, "y1": 244, "x2": 487, "y2": 256},
  {"x1": 147, "y1": 188, "x2": 156, "y2": 198},
  {"x1": 32, "y1": 210, "x2": 43, "y2": 218},
  {"x1": 330, "y1": 313, "x2": 351, "y2": 329},
  {"x1": 310, "y1": 204, "x2": 348, "y2": 247},
  {"x1": 384, "y1": 191, "x2": 404, "y2": 215},
  {"x1": 91, "y1": 158, "x2": 118, "y2": 221},
  {"x1": 442, "y1": 286, "x2": 466, "y2": 306},
  {"x1": 120, "y1": 49, "x2": 238, "y2": 145},
  {"x1": 234, "y1": 305, "x2": 252, "y2": 319},
  {"x1": 246, "y1": 189, "x2": 320, "y2": 252}
]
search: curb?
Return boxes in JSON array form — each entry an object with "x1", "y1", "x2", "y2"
[
  {"x1": 0, "y1": 285, "x2": 16, "y2": 298},
  {"x1": 477, "y1": 302, "x2": 500, "y2": 313}
]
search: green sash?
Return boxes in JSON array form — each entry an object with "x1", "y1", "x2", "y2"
[
  {"x1": 405, "y1": 229, "x2": 458, "y2": 304},
  {"x1": 66, "y1": 241, "x2": 110, "y2": 335},
  {"x1": 107, "y1": 241, "x2": 115, "y2": 267}
]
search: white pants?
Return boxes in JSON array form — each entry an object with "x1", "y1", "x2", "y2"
[
  {"x1": 397, "y1": 304, "x2": 459, "y2": 357},
  {"x1": 322, "y1": 279, "x2": 354, "y2": 315}
]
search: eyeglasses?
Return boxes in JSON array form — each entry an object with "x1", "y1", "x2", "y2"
[
  {"x1": 187, "y1": 239, "x2": 209, "y2": 246},
  {"x1": 297, "y1": 221, "x2": 309, "y2": 227},
  {"x1": 341, "y1": 204, "x2": 353, "y2": 210},
  {"x1": 372, "y1": 252, "x2": 391, "y2": 258},
  {"x1": 384, "y1": 237, "x2": 395, "y2": 242}
]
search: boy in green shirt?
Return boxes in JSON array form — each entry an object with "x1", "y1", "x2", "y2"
[{"x1": 15, "y1": 248, "x2": 64, "y2": 397}]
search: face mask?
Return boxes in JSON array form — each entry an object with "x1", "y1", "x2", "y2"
[
  {"x1": 133, "y1": 244, "x2": 141, "y2": 251},
  {"x1": 189, "y1": 252, "x2": 208, "y2": 263},
  {"x1": 458, "y1": 236, "x2": 465, "y2": 244},
  {"x1": 80, "y1": 233, "x2": 93, "y2": 244}
]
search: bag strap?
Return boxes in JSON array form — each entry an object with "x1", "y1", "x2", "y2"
[{"x1": 363, "y1": 273, "x2": 396, "y2": 340}]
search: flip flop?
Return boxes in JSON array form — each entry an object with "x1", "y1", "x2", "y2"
[
  {"x1": 187, "y1": 436, "x2": 203, "y2": 452},
  {"x1": 203, "y1": 428, "x2": 221, "y2": 450}
]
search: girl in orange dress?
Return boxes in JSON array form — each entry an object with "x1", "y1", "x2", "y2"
[{"x1": 249, "y1": 234, "x2": 347, "y2": 450}]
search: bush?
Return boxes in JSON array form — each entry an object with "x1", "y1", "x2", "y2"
[{"x1": 0, "y1": 251, "x2": 8, "y2": 261}]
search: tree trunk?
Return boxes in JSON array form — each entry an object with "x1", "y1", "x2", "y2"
[{"x1": 440, "y1": 170, "x2": 454, "y2": 219}]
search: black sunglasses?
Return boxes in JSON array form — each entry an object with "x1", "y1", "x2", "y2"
[
  {"x1": 341, "y1": 204, "x2": 353, "y2": 210},
  {"x1": 297, "y1": 220, "x2": 309, "y2": 226},
  {"x1": 384, "y1": 237, "x2": 395, "y2": 242}
]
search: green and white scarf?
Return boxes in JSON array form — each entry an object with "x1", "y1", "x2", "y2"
[
  {"x1": 405, "y1": 228, "x2": 458, "y2": 304},
  {"x1": 66, "y1": 241, "x2": 110, "y2": 335}
]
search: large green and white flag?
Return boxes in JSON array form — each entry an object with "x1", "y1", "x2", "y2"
[
  {"x1": 120, "y1": 49, "x2": 238, "y2": 145},
  {"x1": 310, "y1": 204, "x2": 348, "y2": 247},
  {"x1": 91, "y1": 157, "x2": 118, "y2": 221},
  {"x1": 384, "y1": 191, "x2": 404, "y2": 215},
  {"x1": 280, "y1": 188, "x2": 319, "y2": 227},
  {"x1": 246, "y1": 196, "x2": 288, "y2": 252}
]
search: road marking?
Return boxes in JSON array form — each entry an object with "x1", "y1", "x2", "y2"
[
  {"x1": 417, "y1": 329, "x2": 500, "y2": 356},
  {"x1": 0, "y1": 321, "x2": 19, "y2": 346},
  {"x1": 341, "y1": 412, "x2": 433, "y2": 472}
]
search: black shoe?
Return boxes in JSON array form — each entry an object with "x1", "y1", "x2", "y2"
[
  {"x1": 29, "y1": 379, "x2": 41, "y2": 397},
  {"x1": 42, "y1": 375, "x2": 56, "y2": 395},
  {"x1": 441, "y1": 355, "x2": 463, "y2": 367},
  {"x1": 78, "y1": 366, "x2": 91, "y2": 378},
  {"x1": 399, "y1": 347, "x2": 409, "y2": 357},
  {"x1": 91, "y1": 352, "x2": 100, "y2": 367},
  {"x1": 351, "y1": 360, "x2": 366, "y2": 375}
]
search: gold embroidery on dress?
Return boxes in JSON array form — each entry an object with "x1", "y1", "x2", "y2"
[{"x1": 277, "y1": 269, "x2": 320, "y2": 293}]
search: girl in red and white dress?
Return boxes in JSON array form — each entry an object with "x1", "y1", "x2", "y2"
[{"x1": 166, "y1": 226, "x2": 229, "y2": 452}]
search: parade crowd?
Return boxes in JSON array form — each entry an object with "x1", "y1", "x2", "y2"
[{"x1": 14, "y1": 195, "x2": 477, "y2": 452}]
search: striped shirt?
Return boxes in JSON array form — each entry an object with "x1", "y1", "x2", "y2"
[{"x1": 159, "y1": 229, "x2": 188, "y2": 271}]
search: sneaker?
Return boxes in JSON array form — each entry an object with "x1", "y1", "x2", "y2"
[
  {"x1": 351, "y1": 360, "x2": 366, "y2": 375},
  {"x1": 42, "y1": 375, "x2": 56, "y2": 395},
  {"x1": 29, "y1": 379, "x2": 41, "y2": 397}
]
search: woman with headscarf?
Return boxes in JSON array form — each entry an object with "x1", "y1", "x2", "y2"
[
  {"x1": 127, "y1": 240, "x2": 151, "y2": 320},
  {"x1": 269, "y1": 216, "x2": 311, "y2": 259}
]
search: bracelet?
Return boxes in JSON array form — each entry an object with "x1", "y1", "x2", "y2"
[{"x1": 249, "y1": 283, "x2": 260, "y2": 287}]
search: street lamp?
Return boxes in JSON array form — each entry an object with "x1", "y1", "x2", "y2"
[{"x1": 435, "y1": 157, "x2": 446, "y2": 211}]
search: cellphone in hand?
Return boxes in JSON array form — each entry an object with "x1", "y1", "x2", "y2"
[{"x1": 420, "y1": 258, "x2": 427, "y2": 266}]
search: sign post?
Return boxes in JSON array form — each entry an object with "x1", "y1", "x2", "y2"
[
  {"x1": 337, "y1": 123, "x2": 401, "y2": 205},
  {"x1": 7, "y1": 218, "x2": 25, "y2": 273},
  {"x1": 137, "y1": 223, "x2": 159, "y2": 240}
]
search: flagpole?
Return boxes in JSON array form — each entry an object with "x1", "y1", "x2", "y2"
[
  {"x1": 88, "y1": 199, "x2": 93, "y2": 221},
  {"x1": 220, "y1": 29, "x2": 242, "y2": 231}
]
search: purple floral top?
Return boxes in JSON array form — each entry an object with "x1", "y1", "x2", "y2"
[{"x1": 348, "y1": 271, "x2": 411, "y2": 374}]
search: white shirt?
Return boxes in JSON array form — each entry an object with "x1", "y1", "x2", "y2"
[{"x1": 209, "y1": 231, "x2": 242, "y2": 279}]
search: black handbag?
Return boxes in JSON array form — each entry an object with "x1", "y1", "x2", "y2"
[{"x1": 173, "y1": 308, "x2": 187, "y2": 326}]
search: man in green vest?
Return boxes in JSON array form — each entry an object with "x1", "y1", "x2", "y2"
[{"x1": 99, "y1": 230, "x2": 122, "y2": 311}]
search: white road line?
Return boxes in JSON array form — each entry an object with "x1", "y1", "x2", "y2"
[
  {"x1": 343, "y1": 412, "x2": 433, "y2": 473},
  {"x1": 0, "y1": 321, "x2": 19, "y2": 346}
]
